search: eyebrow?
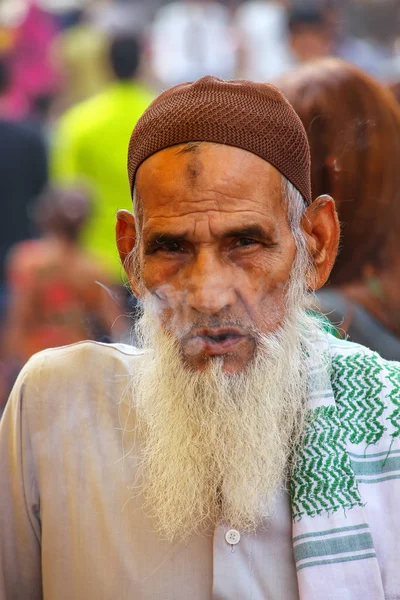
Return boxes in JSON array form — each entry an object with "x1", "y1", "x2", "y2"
[
  {"x1": 222, "y1": 225, "x2": 274, "y2": 241},
  {"x1": 144, "y1": 224, "x2": 275, "y2": 251},
  {"x1": 145, "y1": 232, "x2": 187, "y2": 252}
]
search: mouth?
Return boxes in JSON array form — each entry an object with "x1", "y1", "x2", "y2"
[{"x1": 185, "y1": 327, "x2": 250, "y2": 356}]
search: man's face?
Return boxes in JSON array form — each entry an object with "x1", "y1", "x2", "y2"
[
  {"x1": 134, "y1": 143, "x2": 298, "y2": 372},
  {"x1": 117, "y1": 141, "x2": 339, "y2": 540}
]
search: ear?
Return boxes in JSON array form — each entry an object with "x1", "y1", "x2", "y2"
[
  {"x1": 116, "y1": 209, "x2": 142, "y2": 297},
  {"x1": 301, "y1": 195, "x2": 340, "y2": 290}
]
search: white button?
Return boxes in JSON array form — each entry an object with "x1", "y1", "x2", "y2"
[{"x1": 225, "y1": 529, "x2": 241, "y2": 545}]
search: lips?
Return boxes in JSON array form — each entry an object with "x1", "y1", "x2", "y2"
[{"x1": 185, "y1": 327, "x2": 249, "y2": 356}]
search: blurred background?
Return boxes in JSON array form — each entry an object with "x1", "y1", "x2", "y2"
[{"x1": 1, "y1": 0, "x2": 400, "y2": 409}]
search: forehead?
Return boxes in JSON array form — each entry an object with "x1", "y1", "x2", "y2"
[{"x1": 135, "y1": 143, "x2": 285, "y2": 225}]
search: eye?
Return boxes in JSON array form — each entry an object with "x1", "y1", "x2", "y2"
[
  {"x1": 158, "y1": 241, "x2": 185, "y2": 254},
  {"x1": 145, "y1": 237, "x2": 188, "y2": 256},
  {"x1": 234, "y1": 237, "x2": 258, "y2": 248}
]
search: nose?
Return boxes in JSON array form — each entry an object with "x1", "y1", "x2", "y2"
[{"x1": 185, "y1": 249, "x2": 236, "y2": 315}]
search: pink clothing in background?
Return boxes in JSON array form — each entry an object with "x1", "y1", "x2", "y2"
[{"x1": 5, "y1": 2, "x2": 60, "y2": 118}]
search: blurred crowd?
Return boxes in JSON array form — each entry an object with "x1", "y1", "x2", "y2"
[{"x1": 1, "y1": 0, "x2": 400, "y2": 409}]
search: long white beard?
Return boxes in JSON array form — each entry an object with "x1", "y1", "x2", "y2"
[{"x1": 127, "y1": 271, "x2": 320, "y2": 542}]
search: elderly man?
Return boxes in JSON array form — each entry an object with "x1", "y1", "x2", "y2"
[{"x1": 0, "y1": 77, "x2": 399, "y2": 600}]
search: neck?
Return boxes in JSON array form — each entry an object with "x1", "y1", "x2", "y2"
[{"x1": 45, "y1": 232, "x2": 78, "y2": 246}]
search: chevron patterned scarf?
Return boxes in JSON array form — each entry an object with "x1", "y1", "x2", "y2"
[{"x1": 290, "y1": 332, "x2": 400, "y2": 599}]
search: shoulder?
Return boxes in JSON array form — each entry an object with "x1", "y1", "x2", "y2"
[
  {"x1": 0, "y1": 118, "x2": 45, "y2": 149},
  {"x1": 1, "y1": 343, "x2": 147, "y2": 483},
  {"x1": 5, "y1": 240, "x2": 44, "y2": 285},
  {"x1": 328, "y1": 334, "x2": 400, "y2": 380},
  {"x1": 328, "y1": 333, "x2": 399, "y2": 366},
  {"x1": 26, "y1": 339, "x2": 143, "y2": 375},
  {"x1": 130, "y1": 83, "x2": 154, "y2": 108},
  {"x1": 56, "y1": 92, "x2": 108, "y2": 137},
  {"x1": 7, "y1": 239, "x2": 42, "y2": 265},
  {"x1": 327, "y1": 335, "x2": 400, "y2": 444},
  {"x1": 12, "y1": 341, "x2": 145, "y2": 414}
]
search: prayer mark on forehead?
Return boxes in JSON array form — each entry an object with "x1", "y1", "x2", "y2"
[
  {"x1": 174, "y1": 142, "x2": 204, "y2": 182},
  {"x1": 186, "y1": 155, "x2": 203, "y2": 182}
]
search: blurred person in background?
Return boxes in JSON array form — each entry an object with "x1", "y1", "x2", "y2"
[
  {"x1": 323, "y1": 0, "x2": 388, "y2": 79},
  {"x1": 4, "y1": 0, "x2": 60, "y2": 120},
  {"x1": 149, "y1": 0, "x2": 237, "y2": 88},
  {"x1": 389, "y1": 79, "x2": 400, "y2": 104},
  {"x1": 0, "y1": 183, "x2": 126, "y2": 410},
  {"x1": 287, "y1": 5, "x2": 334, "y2": 66},
  {"x1": 279, "y1": 58, "x2": 400, "y2": 359},
  {"x1": 51, "y1": 34, "x2": 153, "y2": 282},
  {"x1": 51, "y1": 6, "x2": 110, "y2": 110},
  {"x1": 346, "y1": 0, "x2": 400, "y2": 74},
  {"x1": 25, "y1": 91, "x2": 55, "y2": 142},
  {"x1": 234, "y1": 0, "x2": 292, "y2": 80},
  {"x1": 287, "y1": 2, "x2": 387, "y2": 78},
  {"x1": 90, "y1": 0, "x2": 151, "y2": 37},
  {"x1": 0, "y1": 57, "x2": 48, "y2": 320}
]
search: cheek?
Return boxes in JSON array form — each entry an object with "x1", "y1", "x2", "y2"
[
  {"x1": 141, "y1": 260, "x2": 188, "y2": 318},
  {"x1": 142, "y1": 254, "x2": 188, "y2": 289},
  {"x1": 142, "y1": 259, "x2": 176, "y2": 297},
  {"x1": 237, "y1": 249, "x2": 296, "y2": 325},
  {"x1": 241, "y1": 247, "x2": 295, "y2": 294},
  {"x1": 244, "y1": 283, "x2": 287, "y2": 332}
]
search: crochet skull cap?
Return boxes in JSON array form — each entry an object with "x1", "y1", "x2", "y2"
[{"x1": 127, "y1": 75, "x2": 312, "y2": 204}]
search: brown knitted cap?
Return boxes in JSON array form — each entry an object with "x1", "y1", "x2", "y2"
[{"x1": 127, "y1": 76, "x2": 312, "y2": 204}]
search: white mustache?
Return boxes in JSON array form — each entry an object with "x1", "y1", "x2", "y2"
[{"x1": 138, "y1": 293, "x2": 276, "y2": 341}]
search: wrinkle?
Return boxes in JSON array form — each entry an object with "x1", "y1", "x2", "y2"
[{"x1": 144, "y1": 208, "x2": 281, "y2": 220}]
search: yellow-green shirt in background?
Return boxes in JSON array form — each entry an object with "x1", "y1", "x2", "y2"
[{"x1": 51, "y1": 81, "x2": 153, "y2": 281}]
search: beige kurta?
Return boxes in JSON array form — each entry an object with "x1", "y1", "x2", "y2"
[{"x1": 0, "y1": 341, "x2": 299, "y2": 599}]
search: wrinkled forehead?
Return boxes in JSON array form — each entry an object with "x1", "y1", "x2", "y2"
[{"x1": 134, "y1": 143, "x2": 285, "y2": 224}]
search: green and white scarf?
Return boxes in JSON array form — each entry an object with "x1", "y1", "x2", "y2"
[{"x1": 291, "y1": 333, "x2": 400, "y2": 599}]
